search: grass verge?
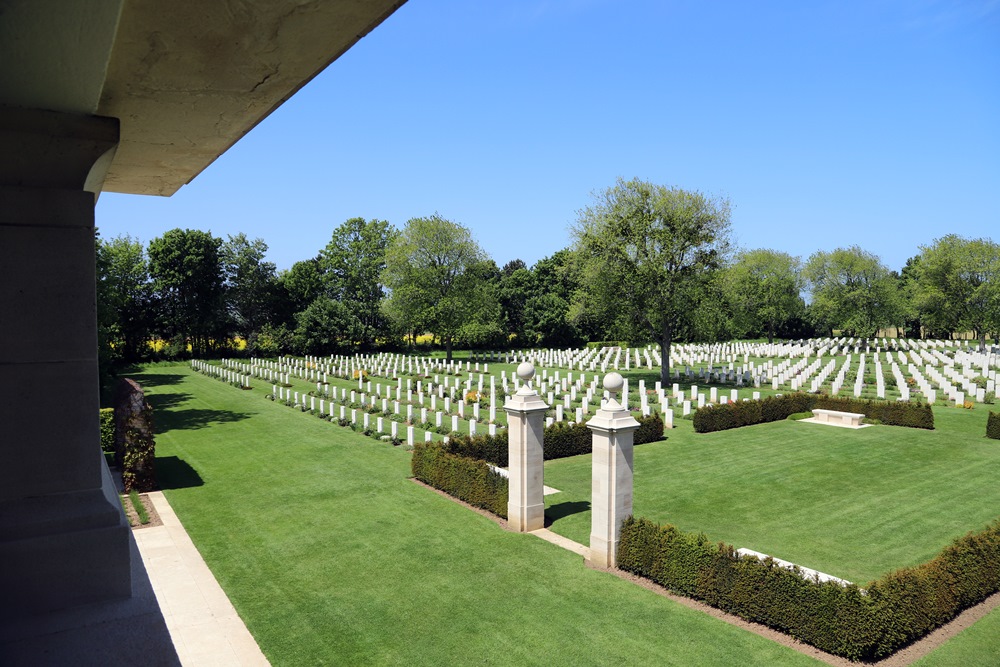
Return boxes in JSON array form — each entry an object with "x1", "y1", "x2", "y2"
[{"x1": 129, "y1": 489, "x2": 150, "y2": 525}]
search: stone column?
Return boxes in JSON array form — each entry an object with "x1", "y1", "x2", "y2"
[
  {"x1": 504, "y1": 362, "x2": 549, "y2": 532},
  {"x1": 588, "y1": 372, "x2": 640, "y2": 568},
  {"x1": 0, "y1": 107, "x2": 131, "y2": 619}
]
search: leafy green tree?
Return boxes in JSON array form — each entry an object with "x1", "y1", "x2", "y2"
[
  {"x1": 724, "y1": 249, "x2": 803, "y2": 343},
  {"x1": 803, "y1": 246, "x2": 903, "y2": 339},
  {"x1": 532, "y1": 249, "x2": 578, "y2": 302},
  {"x1": 293, "y1": 297, "x2": 361, "y2": 356},
  {"x1": 147, "y1": 228, "x2": 226, "y2": 356},
  {"x1": 381, "y1": 214, "x2": 495, "y2": 361},
  {"x1": 684, "y1": 274, "x2": 734, "y2": 343},
  {"x1": 526, "y1": 249, "x2": 597, "y2": 346},
  {"x1": 275, "y1": 258, "x2": 325, "y2": 327},
  {"x1": 898, "y1": 255, "x2": 924, "y2": 338},
  {"x1": 456, "y1": 259, "x2": 505, "y2": 348},
  {"x1": 96, "y1": 233, "x2": 152, "y2": 362},
  {"x1": 254, "y1": 322, "x2": 294, "y2": 357},
  {"x1": 914, "y1": 235, "x2": 1000, "y2": 350},
  {"x1": 319, "y1": 218, "x2": 396, "y2": 348},
  {"x1": 498, "y1": 259, "x2": 533, "y2": 344},
  {"x1": 573, "y1": 177, "x2": 732, "y2": 384},
  {"x1": 222, "y1": 233, "x2": 278, "y2": 349},
  {"x1": 524, "y1": 293, "x2": 580, "y2": 347}
]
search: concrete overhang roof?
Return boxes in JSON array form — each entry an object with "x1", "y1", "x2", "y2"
[{"x1": 0, "y1": 0, "x2": 406, "y2": 196}]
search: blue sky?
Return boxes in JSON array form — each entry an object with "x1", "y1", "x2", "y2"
[{"x1": 96, "y1": 0, "x2": 999, "y2": 273}]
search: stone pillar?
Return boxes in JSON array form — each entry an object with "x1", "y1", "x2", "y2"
[
  {"x1": 0, "y1": 107, "x2": 131, "y2": 619},
  {"x1": 588, "y1": 372, "x2": 640, "y2": 568},
  {"x1": 504, "y1": 362, "x2": 549, "y2": 532}
]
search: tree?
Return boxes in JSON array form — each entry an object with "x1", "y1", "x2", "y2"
[
  {"x1": 319, "y1": 218, "x2": 396, "y2": 348},
  {"x1": 724, "y1": 249, "x2": 803, "y2": 343},
  {"x1": 274, "y1": 257, "x2": 325, "y2": 327},
  {"x1": 524, "y1": 293, "x2": 580, "y2": 347},
  {"x1": 684, "y1": 273, "x2": 734, "y2": 343},
  {"x1": 147, "y1": 228, "x2": 226, "y2": 356},
  {"x1": 381, "y1": 214, "x2": 494, "y2": 361},
  {"x1": 96, "y1": 233, "x2": 152, "y2": 362},
  {"x1": 497, "y1": 259, "x2": 533, "y2": 344},
  {"x1": 898, "y1": 255, "x2": 924, "y2": 338},
  {"x1": 803, "y1": 246, "x2": 903, "y2": 339},
  {"x1": 221, "y1": 233, "x2": 278, "y2": 348},
  {"x1": 914, "y1": 235, "x2": 1000, "y2": 350},
  {"x1": 455, "y1": 259, "x2": 505, "y2": 348},
  {"x1": 529, "y1": 249, "x2": 595, "y2": 346},
  {"x1": 573, "y1": 177, "x2": 732, "y2": 385},
  {"x1": 292, "y1": 297, "x2": 361, "y2": 356}
]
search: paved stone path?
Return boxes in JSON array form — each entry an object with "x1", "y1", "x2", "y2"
[
  {"x1": 529, "y1": 528, "x2": 590, "y2": 558},
  {"x1": 134, "y1": 492, "x2": 270, "y2": 666}
]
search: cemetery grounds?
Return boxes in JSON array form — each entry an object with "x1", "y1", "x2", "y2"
[{"x1": 137, "y1": 338, "x2": 1000, "y2": 665}]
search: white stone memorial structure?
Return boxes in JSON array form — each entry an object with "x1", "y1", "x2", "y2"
[
  {"x1": 588, "y1": 372, "x2": 640, "y2": 568},
  {"x1": 504, "y1": 362, "x2": 549, "y2": 532}
]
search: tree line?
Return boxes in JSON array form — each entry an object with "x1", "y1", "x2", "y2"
[{"x1": 96, "y1": 178, "x2": 1000, "y2": 381}]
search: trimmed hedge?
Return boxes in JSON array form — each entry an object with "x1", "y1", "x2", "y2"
[
  {"x1": 443, "y1": 431, "x2": 508, "y2": 466},
  {"x1": 814, "y1": 395, "x2": 934, "y2": 430},
  {"x1": 99, "y1": 407, "x2": 115, "y2": 453},
  {"x1": 988, "y1": 412, "x2": 1000, "y2": 440},
  {"x1": 411, "y1": 442, "x2": 508, "y2": 517},
  {"x1": 443, "y1": 413, "x2": 666, "y2": 467},
  {"x1": 617, "y1": 516, "x2": 1000, "y2": 661},
  {"x1": 693, "y1": 393, "x2": 934, "y2": 433},
  {"x1": 634, "y1": 412, "x2": 666, "y2": 445}
]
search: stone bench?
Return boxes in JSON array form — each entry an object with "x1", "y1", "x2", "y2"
[{"x1": 811, "y1": 408, "x2": 864, "y2": 427}]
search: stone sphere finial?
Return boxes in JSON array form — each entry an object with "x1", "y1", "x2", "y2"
[
  {"x1": 516, "y1": 361, "x2": 535, "y2": 382},
  {"x1": 603, "y1": 372, "x2": 624, "y2": 394}
]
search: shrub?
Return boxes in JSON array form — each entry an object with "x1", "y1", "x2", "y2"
[
  {"x1": 693, "y1": 393, "x2": 934, "y2": 433},
  {"x1": 988, "y1": 412, "x2": 1000, "y2": 440},
  {"x1": 114, "y1": 378, "x2": 156, "y2": 492},
  {"x1": 99, "y1": 408, "x2": 115, "y2": 453},
  {"x1": 634, "y1": 412, "x2": 666, "y2": 445},
  {"x1": 444, "y1": 431, "x2": 508, "y2": 466},
  {"x1": 411, "y1": 442, "x2": 508, "y2": 517},
  {"x1": 617, "y1": 516, "x2": 1000, "y2": 661},
  {"x1": 543, "y1": 421, "x2": 593, "y2": 459}
]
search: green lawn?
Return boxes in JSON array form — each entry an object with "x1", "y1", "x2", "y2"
[
  {"x1": 139, "y1": 364, "x2": 821, "y2": 666},
  {"x1": 913, "y1": 606, "x2": 1000, "y2": 666},
  {"x1": 543, "y1": 404, "x2": 1000, "y2": 585}
]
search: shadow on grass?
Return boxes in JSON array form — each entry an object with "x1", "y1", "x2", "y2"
[
  {"x1": 146, "y1": 391, "x2": 192, "y2": 411},
  {"x1": 131, "y1": 372, "x2": 186, "y2": 388},
  {"x1": 545, "y1": 500, "x2": 590, "y2": 528},
  {"x1": 156, "y1": 456, "x2": 204, "y2": 489},
  {"x1": 156, "y1": 407, "x2": 254, "y2": 434}
]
